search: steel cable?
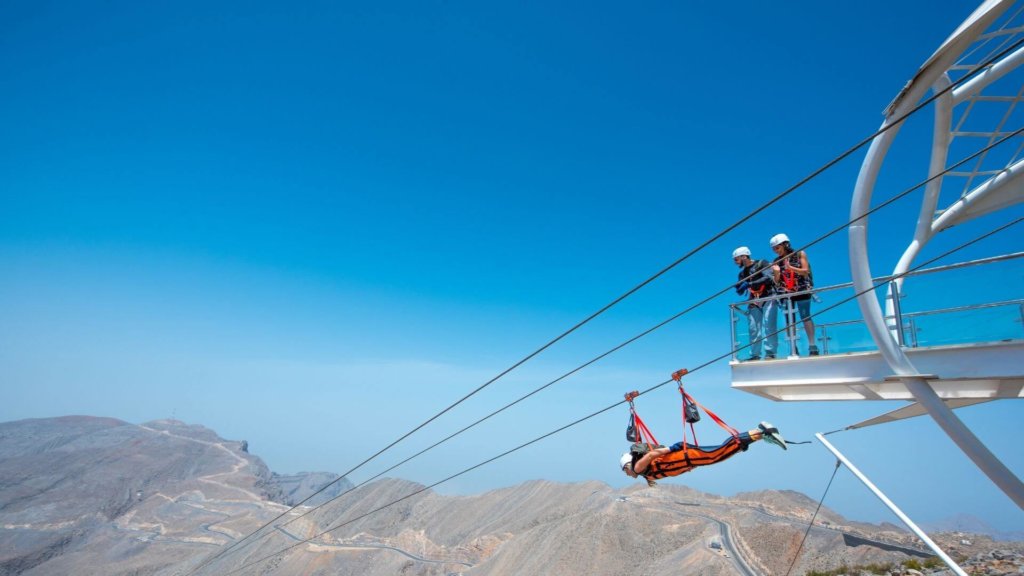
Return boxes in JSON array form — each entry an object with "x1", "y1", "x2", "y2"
[
  {"x1": 784, "y1": 460, "x2": 843, "y2": 576},
  {"x1": 186, "y1": 35, "x2": 1024, "y2": 569},
  {"x1": 193, "y1": 124, "x2": 1024, "y2": 574},
  {"x1": 215, "y1": 216, "x2": 1023, "y2": 576}
]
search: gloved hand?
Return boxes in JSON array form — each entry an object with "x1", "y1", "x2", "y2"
[
  {"x1": 735, "y1": 281, "x2": 749, "y2": 295},
  {"x1": 630, "y1": 442, "x2": 650, "y2": 456}
]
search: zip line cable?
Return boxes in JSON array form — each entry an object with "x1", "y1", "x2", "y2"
[
  {"x1": 221, "y1": 217, "x2": 1022, "y2": 576},
  {"x1": 189, "y1": 90, "x2": 1024, "y2": 575},
  {"x1": 190, "y1": 38, "x2": 1024, "y2": 573},
  {"x1": 194, "y1": 124, "x2": 1024, "y2": 575},
  {"x1": 215, "y1": 217, "x2": 1023, "y2": 576},
  {"x1": 784, "y1": 460, "x2": 843, "y2": 576}
]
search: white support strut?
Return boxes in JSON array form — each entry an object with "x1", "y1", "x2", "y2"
[{"x1": 815, "y1": 434, "x2": 967, "y2": 576}]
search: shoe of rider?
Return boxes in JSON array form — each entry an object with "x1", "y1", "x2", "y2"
[{"x1": 758, "y1": 421, "x2": 787, "y2": 450}]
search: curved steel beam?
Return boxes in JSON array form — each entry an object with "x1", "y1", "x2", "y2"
[{"x1": 849, "y1": 0, "x2": 1024, "y2": 510}]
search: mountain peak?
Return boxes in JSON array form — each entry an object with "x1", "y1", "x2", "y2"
[{"x1": 2, "y1": 415, "x2": 1020, "y2": 575}]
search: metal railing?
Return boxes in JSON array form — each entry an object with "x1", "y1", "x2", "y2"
[{"x1": 729, "y1": 252, "x2": 1024, "y2": 361}]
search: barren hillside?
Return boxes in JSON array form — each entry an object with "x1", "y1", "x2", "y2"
[
  {"x1": 0, "y1": 416, "x2": 347, "y2": 576},
  {"x1": 1, "y1": 416, "x2": 1019, "y2": 576}
]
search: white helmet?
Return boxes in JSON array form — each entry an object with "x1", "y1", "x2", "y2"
[
  {"x1": 769, "y1": 233, "x2": 790, "y2": 248},
  {"x1": 619, "y1": 453, "x2": 632, "y2": 470},
  {"x1": 732, "y1": 246, "x2": 751, "y2": 259}
]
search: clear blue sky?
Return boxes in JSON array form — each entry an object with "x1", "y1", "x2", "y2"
[{"x1": 2, "y1": 0, "x2": 1022, "y2": 534}]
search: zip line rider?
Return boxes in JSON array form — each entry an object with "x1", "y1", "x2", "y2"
[
  {"x1": 732, "y1": 246, "x2": 778, "y2": 361},
  {"x1": 620, "y1": 422, "x2": 787, "y2": 486}
]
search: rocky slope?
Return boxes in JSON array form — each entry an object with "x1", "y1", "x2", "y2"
[
  {"x1": 1, "y1": 416, "x2": 1019, "y2": 576},
  {"x1": 0, "y1": 416, "x2": 345, "y2": 576},
  {"x1": 266, "y1": 471, "x2": 352, "y2": 507}
]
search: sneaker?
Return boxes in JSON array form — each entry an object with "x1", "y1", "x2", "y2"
[
  {"x1": 765, "y1": 353, "x2": 776, "y2": 360},
  {"x1": 758, "y1": 421, "x2": 787, "y2": 450},
  {"x1": 809, "y1": 345, "x2": 820, "y2": 356},
  {"x1": 742, "y1": 355, "x2": 761, "y2": 362}
]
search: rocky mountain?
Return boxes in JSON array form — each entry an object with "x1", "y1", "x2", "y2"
[
  {"x1": 0, "y1": 416, "x2": 343, "y2": 576},
  {"x1": 264, "y1": 472, "x2": 353, "y2": 507},
  {"x1": 1, "y1": 416, "x2": 1020, "y2": 576},
  {"x1": 922, "y1": 513, "x2": 1024, "y2": 542}
]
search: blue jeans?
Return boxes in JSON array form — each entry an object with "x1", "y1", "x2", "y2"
[
  {"x1": 669, "y1": 432, "x2": 753, "y2": 453},
  {"x1": 747, "y1": 300, "x2": 777, "y2": 358}
]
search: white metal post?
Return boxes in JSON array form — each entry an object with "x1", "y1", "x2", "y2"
[
  {"x1": 890, "y1": 280, "x2": 906, "y2": 347},
  {"x1": 785, "y1": 298, "x2": 799, "y2": 358},
  {"x1": 815, "y1": 433, "x2": 967, "y2": 576},
  {"x1": 730, "y1": 303, "x2": 739, "y2": 361}
]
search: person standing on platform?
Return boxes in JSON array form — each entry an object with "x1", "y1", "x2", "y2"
[
  {"x1": 770, "y1": 233, "x2": 818, "y2": 356},
  {"x1": 733, "y1": 246, "x2": 777, "y2": 361}
]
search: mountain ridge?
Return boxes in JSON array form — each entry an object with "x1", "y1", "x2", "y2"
[{"x1": 1, "y1": 416, "x2": 1019, "y2": 576}]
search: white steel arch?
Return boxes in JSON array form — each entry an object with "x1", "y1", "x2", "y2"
[{"x1": 850, "y1": 0, "x2": 1024, "y2": 508}]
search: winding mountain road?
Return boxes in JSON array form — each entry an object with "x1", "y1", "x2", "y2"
[
  {"x1": 676, "y1": 510, "x2": 758, "y2": 576},
  {"x1": 274, "y1": 526, "x2": 475, "y2": 568},
  {"x1": 138, "y1": 425, "x2": 269, "y2": 503}
]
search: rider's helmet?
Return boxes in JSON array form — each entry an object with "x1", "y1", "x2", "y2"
[
  {"x1": 619, "y1": 453, "x2": 632, "y2": 470},
  {"x1": 769, "y1": 233, "x2": 790, "y2": 248}
]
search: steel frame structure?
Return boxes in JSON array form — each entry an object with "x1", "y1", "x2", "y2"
[{"x1": 849, "y1": 0, "x2": 1024, "y2": 508}]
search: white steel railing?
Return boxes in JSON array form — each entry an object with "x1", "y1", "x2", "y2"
[{"x1": 729, "y1": 252, "x2": 1024, "y2": 361}]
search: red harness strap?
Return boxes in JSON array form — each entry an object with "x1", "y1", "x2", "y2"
[
  {"x1": 625, "y1": 391, "x2": 659, "y2": 447},
  {"x1": 632, "y1": 409, "x2": 659, "y2": 447},
  {"x1": 672, "y1": 368, "x2": 740, "y2": 453},
  {"x1": 782, "y1": 268, "x2": 798, "y2": 292},
  {"x1": 680, "y1": 387, "x2": 699, "y2": 449},
  {"x1": 682, "y1": 390, "x2": 740, "y2": 438}
]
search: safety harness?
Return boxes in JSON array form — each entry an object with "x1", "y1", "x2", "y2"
[
  {"x1": 742, "y1": 259, "x2": 772, "y2": 300},
  {"x1": 778, "y1": 252, "x2": 813, "y2": 294},
  {"x1": 624, "y1": 369, "x2": 741, "y2": 478},
  {"x1": 781, "y1": 269, "x2": 796, "y2": 292}
]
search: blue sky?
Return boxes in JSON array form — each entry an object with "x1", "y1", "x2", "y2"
[{"x1": 2, "y1": 0, "x2": 1023, "y2": 535}]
